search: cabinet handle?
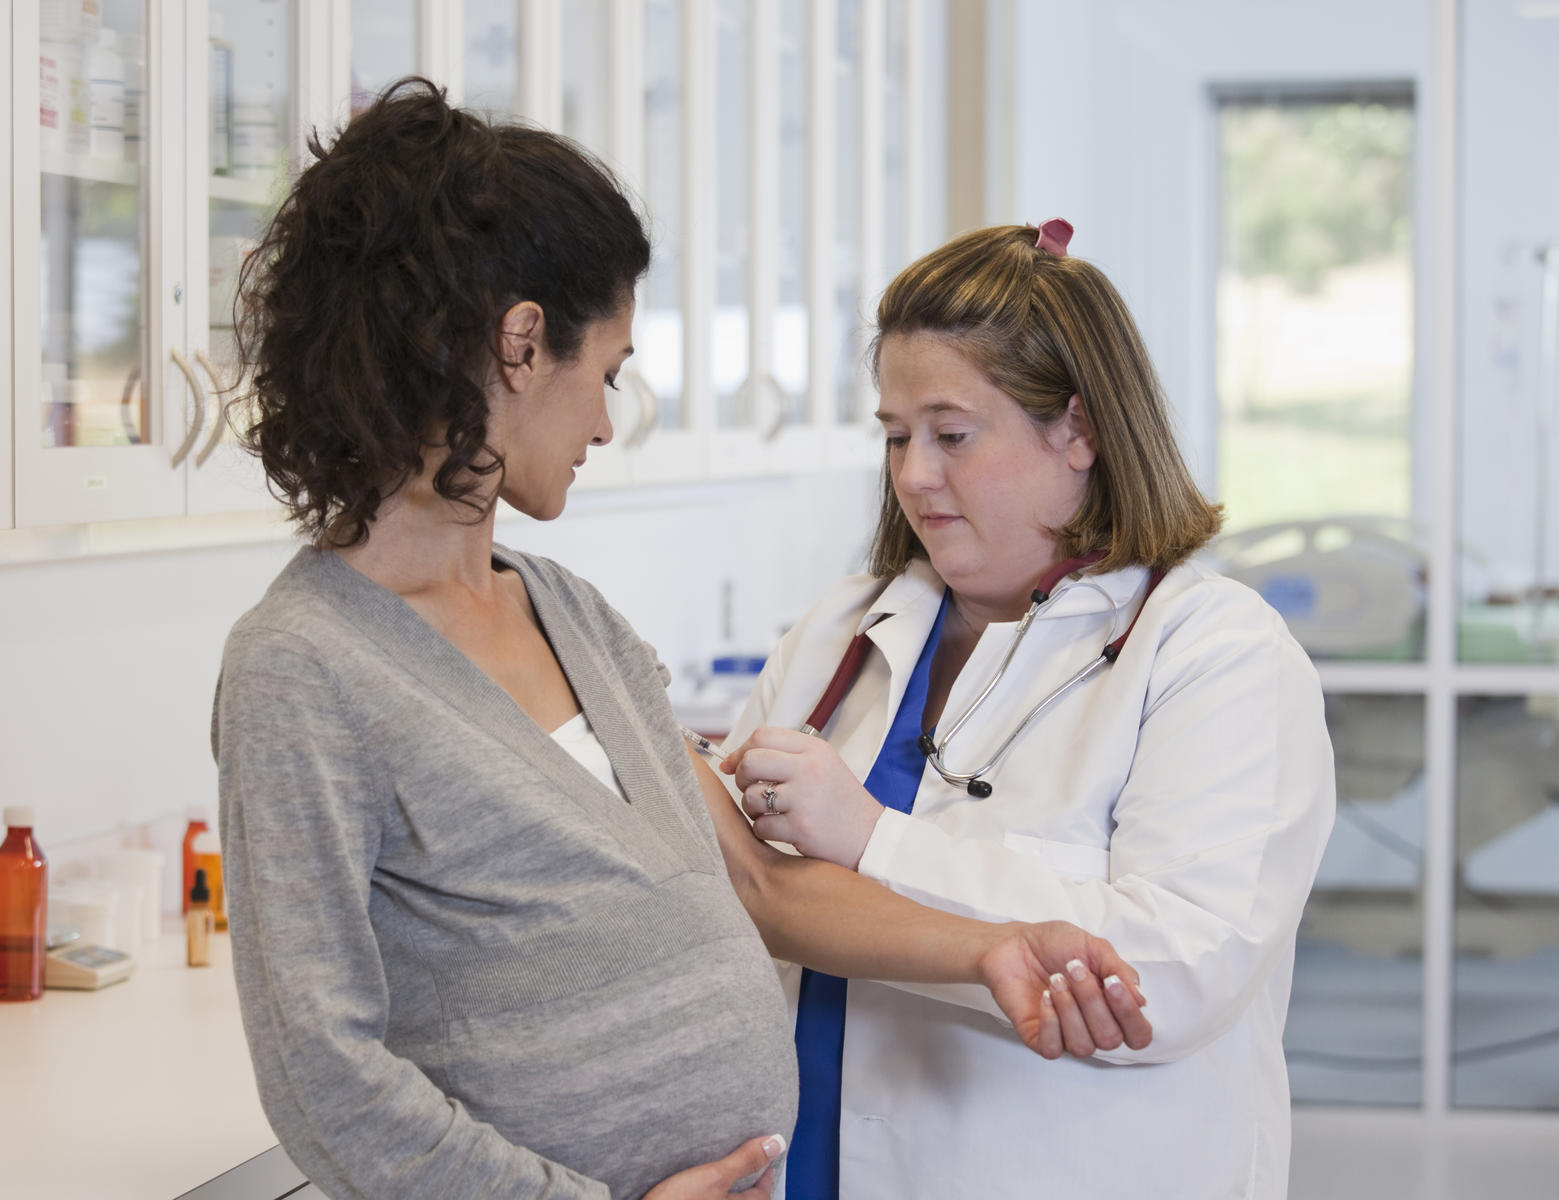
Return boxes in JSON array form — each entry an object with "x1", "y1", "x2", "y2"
[
  {"x1": 168, "y1": 348, "x2": 208, "y2": 468},
  {"x1": 756, "y1": 371, "x2": 788, "y2": 442},
  {"x1": 621, "y1": 365, "x2": 659, "y2": 449},
  {"x1": 193, "y1": 350, "x2": 235, "y2": 467},
  {"x1": 118, "y1": 365, "x2": 143, "y2": 445}
]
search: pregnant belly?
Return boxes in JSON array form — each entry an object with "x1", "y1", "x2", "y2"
[{"x1": 444, "y1": 930, "x2": 798, "y2": 1199}]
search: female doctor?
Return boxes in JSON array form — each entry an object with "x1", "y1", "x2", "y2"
[{"x1": 721, "y1": 222, "x2": 1336, "y2": 1199}]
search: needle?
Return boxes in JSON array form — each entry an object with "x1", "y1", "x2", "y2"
[{"x1": 680, "y1": 725, "x2": 728, "y2": 764}]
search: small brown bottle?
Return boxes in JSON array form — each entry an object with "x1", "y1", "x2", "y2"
[
  {"x1": 1, "y1": 807, "x2": 48, "y2": 1001},
  {"x1": 191, "y1": 830, "x2": 226, "y2": 931},
  {"x1": 181, "y1": 808, "x2": 210, "y2": 915},
  {"x1": 186, "y1": 868, "x2": 214, "y2": 967}
]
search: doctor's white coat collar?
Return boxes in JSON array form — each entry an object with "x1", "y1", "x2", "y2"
[
  {"x1": 858, "y1": 556, "x2": 1152, "y2": 636},
  {"x1": 850, "y1": 558, "x2": 1152, "y2": 731}
]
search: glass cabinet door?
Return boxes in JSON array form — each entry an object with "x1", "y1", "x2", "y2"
[
  {"x1": 561, "y1": 0, "x2": 608, "y2": 156},
  {"x1": 832, "y1": 0, "x2": 861, "y2": 427},
  {"x1": 462, "y1": 0, "x2": 519, "y2": 115},
  {"x1": 774, "y1": 0, "x2": 809, "y2": 430},
  {"x1": 15, "y1": 0, "x2": 187, "y2": 526},
  {"x1": 38, "y1": 9, "x2": 145, "y2": 456},
  {"x1": 188, "y1": 0, "x2": 295, "y2": 514},
  {"x1": 713, "y1": 0, "x2": 750, "y2": 430},
  {"x1": 639, "y1": 0, "x2": 683, "y2": 434},
  {"x1": 350, "y1": 0, "x2": 414, "y2": 113}
]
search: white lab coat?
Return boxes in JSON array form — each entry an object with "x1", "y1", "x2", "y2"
[{"x1": 727, "y1": 557, "x2": 1335, "y2": 1199}]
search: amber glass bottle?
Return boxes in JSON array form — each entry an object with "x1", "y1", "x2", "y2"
[
  {"x1": 191, "y1": 829, "x2": 226, "y2": 931},
  {"x1": 187, "y1": 868, "x2": 214, "y2": 967},
  {"x1": 181, "y1": 810, "x2": 211, "y2": 915},
  {"x1": 1, "y1": 806, "x2": 48, "y2": 1002}
]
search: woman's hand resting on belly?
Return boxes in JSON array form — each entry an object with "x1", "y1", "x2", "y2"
[{"x1": 644, "y1": 1134, "x2": 788, "y2": 1199}]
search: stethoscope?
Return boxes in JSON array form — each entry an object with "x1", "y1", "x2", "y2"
[{"x1": 799, "y1": 552, "x2": 1167, "y2": 798}]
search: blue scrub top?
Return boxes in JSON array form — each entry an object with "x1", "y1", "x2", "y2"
[{"x1": 786, "y1": 591, "x2": 950, "y2": 1200}]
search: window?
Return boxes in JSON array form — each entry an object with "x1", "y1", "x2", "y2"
[{"x1": 1215, "y1": 88, "x2": 1415, "y2": 533}]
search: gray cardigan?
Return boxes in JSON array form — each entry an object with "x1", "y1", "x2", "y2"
[{"x1": 212, "y1": 546, "x2": 797, "y2": 1200}]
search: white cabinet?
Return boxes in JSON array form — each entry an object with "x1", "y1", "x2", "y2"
[
  {"x1": 1, "y1": 4, "x2": 13, "y2": 530},
  {"x1": 455, "y1": 0, "x2": 949, "y2": 495},
  {"x1": 187, "y1": 0, "x2": 301, "y2": 517},
  {"x1": 9, "y1": 0, "x2": 309, "y2": 529},
  {"x1": 7, "y1": 0, "x2": 949, "y2": 533}
]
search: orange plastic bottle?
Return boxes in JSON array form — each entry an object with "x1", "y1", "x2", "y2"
[
  {"x1": 181, "y1": 809, "x2": 211, "y2": 915},
  {"x1": 1, "y1": 806, "x2": 49, "y2": 1002}
]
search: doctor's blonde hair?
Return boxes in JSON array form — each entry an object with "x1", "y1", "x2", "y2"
[{"x1": 866, "y1": 224, "x2": 1222, "y2": 577}]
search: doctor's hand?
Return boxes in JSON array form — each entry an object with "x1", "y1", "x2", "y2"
[
  {"x1": 977, "y1": 922, "x2": 1152, "y2": 1060},
  {"x1": 723, "y1": 726, "x2": 884, "y2": 869}
]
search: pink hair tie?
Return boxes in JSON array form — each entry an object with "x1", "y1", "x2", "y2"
[{"x1": 1030, "y1": 217, "x2": 1074, "y2": 257}]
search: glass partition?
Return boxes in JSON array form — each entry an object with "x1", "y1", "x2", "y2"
[
  {"x1": 1286, "y1": 692, "x2": 1425, "y2": 1106},
  {"x1": 1452, "y1": 694, "x2": 1559, "y2": 1110}
]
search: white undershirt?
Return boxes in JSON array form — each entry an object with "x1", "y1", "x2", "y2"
[{"x1": 549, "y1": 711, "x2": 629, "y2": 802}]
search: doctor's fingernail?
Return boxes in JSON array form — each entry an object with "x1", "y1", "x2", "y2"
[
  {"x1": 1103, "y1": 974, "x2": 1124, "y2": 997},
  {"x1": 1066, "y1": 959, "x2": 1088, "y2": 983},
  {"x1": 1041, "y1": 989, "x2": 1054, "y2": 1008},
  {"x1": 762, "y1": 1134, "x2": 787, "y2": 1159},
  {"x1": 1049, "y1": 972, "x2": 1068, "y2": 992}
]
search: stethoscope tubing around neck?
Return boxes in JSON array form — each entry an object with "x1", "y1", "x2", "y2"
[
  {"x1": 931, "y1": 553, "x2": 1112, "y2": 756},
  {"x1": 802, "y1": 551, "x2": 1167, "y2": 799}
]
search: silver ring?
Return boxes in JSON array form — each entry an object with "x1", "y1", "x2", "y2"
[{"x1": 762, "y1": 783, "x2": 777, "y2": 816}]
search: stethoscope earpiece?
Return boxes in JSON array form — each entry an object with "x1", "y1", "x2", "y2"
[{"x1": 920, "y1": 733, "x2": 995, "y2": 796}]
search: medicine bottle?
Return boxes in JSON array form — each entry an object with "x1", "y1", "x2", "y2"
[
  {"x1": 187, "y1": 868, "x2": 214, "y2": 967},
  {"x1": 191, "y1": 829, "x2": 226, "y2": 931},
  {"x1": 182, "y1": 809, "x2": 211, "y2": 915},
  {"x1": 1, "y1": 806, "x2": 49, "y2": 1002}
]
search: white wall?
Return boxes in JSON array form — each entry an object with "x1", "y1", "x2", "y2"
[{"x1": 0, "y1": 469, "x2": 880, "y2": 906}]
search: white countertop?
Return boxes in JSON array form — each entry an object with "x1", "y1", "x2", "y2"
[{"x1": 0, "y1": 922, "x2": 278, "y2": 1200}]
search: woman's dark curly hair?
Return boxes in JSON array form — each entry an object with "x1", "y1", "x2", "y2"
[{"x1": 236, "y1": 78, "x2": 651, "y2": 546}]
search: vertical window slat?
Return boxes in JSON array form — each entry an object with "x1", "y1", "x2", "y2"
[{"x1": 807, "y1": 0, "x2": 837, "y2": 427}]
